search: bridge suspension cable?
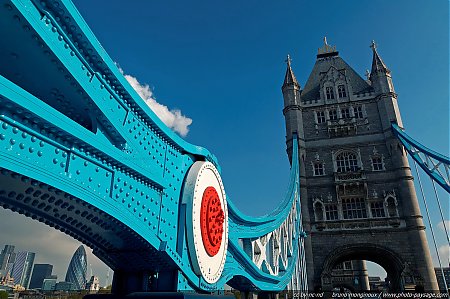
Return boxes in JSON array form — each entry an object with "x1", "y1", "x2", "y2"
[
  {"x1": 413, "y1": 161, "x2": 448, "y2": 292},
  {"x1": 431, "y1": 179, "x2": 450, "y2": 247}
]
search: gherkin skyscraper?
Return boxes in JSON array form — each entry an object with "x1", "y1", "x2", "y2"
[{"x1": 65, "y1": 245, "x2": 87, "y2": 290}]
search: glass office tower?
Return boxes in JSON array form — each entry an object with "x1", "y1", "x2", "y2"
[
  {"x1": 11, "y1": 251, "x2": 35, "y2": 288},
  {"x1": 65, "y1": 245, "x2": 87, "y2": 290}
]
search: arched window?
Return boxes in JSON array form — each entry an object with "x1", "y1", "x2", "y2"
[
  {"x1": 315, "y1": 110, "x2": 326, "y2": 124},
  {"x1": 385, "y1": 196, "x2": 398, "y2": 217},
  {"x1": 336, "y1": 152, "x2": 359, "y2": 172},
  {"x1": 341, "y1": 107, "x2": 351, "y2": 119},
  {"x1": 328, "y1": 109, "x2": 338, "y2": 121},
  {"x1": 314, "y1": 201, "x2": 324, "y2": 221},
  {"x1": 313, "y1": 162, "x2": 325, "y2": 176},
  {"x1": 325, "y1": 86, "x2": 335, "y2": 100},
  {"x1": 354, "y1": 105, "x2": 364, "y2": 119},
  {"x1": 337, "y1": 85, "x2": 347, "y2": 98},
  {"x1": 370, "y1": 147, "x2": 385, "y2": 171}
]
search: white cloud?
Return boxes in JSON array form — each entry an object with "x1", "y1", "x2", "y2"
[
  {"x1": 118, "y1": 67, "x2": 192, "y2": 137},
  {"x1": 438, "y1": 245, "x2": 449, "y2": 265},
  {"x1": 431, "y1": 243, "x2": 450, "y2": 267},
  {"x1": 437, "y1": 220, "x2": 450, "y2": 232}
]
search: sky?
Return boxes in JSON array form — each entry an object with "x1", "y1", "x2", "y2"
[{"x1": 0, "y1": 0, "x2": 448, "y2": 286}]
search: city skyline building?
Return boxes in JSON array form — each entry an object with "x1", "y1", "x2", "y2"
[
  {"x1": 0, "y1": 243, "x2": 102, "y2": 290},
  {"x1": 65, "y1": 245, "x2": 87, "y2": 290},
  {"x1": 435, "y1": 267, "x2": 449, "y2": 292},
  {"x1": 41, "y1": 275, "x2": 57, "y2": 291},
  {"x1": 28, "y1": 264, "x2": 53, "y2": 290},
  {"x1": 0, "y1": 245, "x2": 16, "y2": 278},
  {"x1": 55, "y1": 281, "x2": 74, "y2": 291},
  {"x1": 86, "y1": 275, "x2": 100, "y2": 292},
  {"x1": 11, "y1": 251, "x2": 35, "y2": 288}
]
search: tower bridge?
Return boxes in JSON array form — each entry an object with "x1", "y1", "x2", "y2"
[
  {"x1": 281, "y1": 39, "x2": 449, "y2": 293},
  {"x1": 0, "y1": 0, "x2": 448, "y2": 296}
]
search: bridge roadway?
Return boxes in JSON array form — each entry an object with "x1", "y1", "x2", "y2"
[{"x1": 0, "y1": 0, "x2": 307, "y2": 294}]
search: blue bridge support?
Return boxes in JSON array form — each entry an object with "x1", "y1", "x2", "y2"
[{"x1": 0, "y1": 0, "x2": 307, "y2": 294}]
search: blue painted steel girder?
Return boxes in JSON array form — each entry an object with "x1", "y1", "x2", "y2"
[{"x1": 392, "y1": 123, "x2": 450, "y2": 193}]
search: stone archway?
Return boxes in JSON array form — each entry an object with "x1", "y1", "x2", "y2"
[{"x1": 320, "y1": 244, "x2": 405, "y2": 292}]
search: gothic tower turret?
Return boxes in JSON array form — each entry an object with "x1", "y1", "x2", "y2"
[
  {"x1": 369, "y1": 40, "x2": 395, "y2": 95},
  {"x1": 282, "y1": 55, "x2": 304, "y2": 159},
  {"x1": 369, "y1": 41, "x2": 404, "y2": 130},
  {"x1": 281, "y1": 55, "x2": 315, "y2": 288}
]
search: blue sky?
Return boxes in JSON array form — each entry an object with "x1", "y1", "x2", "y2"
[{"x1": 0, "y1": 0, "x2": 448, "y2": 285}]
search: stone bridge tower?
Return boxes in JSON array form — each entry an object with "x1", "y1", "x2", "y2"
[{"x1": 281, "y1": 39, "x2": 438, "y2": 291}]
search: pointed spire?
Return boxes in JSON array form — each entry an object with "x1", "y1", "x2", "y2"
[
  {"x1": 365, "y1": 69, "x2": 370, "y2": 80},
  {"x1": 370, "y1": 40, "x2": 390, "y2": 76},
  {"x1": 283, "y1": 54, "x2": 300, "y2": 88}
]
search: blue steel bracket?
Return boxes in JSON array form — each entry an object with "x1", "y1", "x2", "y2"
[
  {"x1": 0, "y1": 0, "x2": 308, "y2": 293},
  {"x1": 392, "y1": 123, "x2": 450, "y2": 193}
]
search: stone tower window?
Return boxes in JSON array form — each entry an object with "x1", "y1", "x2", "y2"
[
  {"x1": 312, "y1": 153, "x2": 325, "y2": 176},
  {"x1": 325, "y1": 204, "x2": 339, "y2": 220},
  {"x1": 372, "y1": 157, "x2": 384, "y2": 171},
  {"x1": 354, "y1": 106, "x2": 364, "y2": 119},
  {"x1": 385, "y1": 196, "x2": 398, "y2": 217},
  {"x1": 342, "y1": 198, "x2": 367, "y2": 219},
  {"x1": 316, "y1": 111, "x2": 326, "y2": 124},
  {"x1": 328, "y1": 109, "x2": 338, "y2": 121},
  {"x1": 341, "y1": 107, "x2": 351, "y2": 119},
  {"x1": 314, "y1": 201, "x2": 324, "y2": 221},
  {"x1": 313, "y1": 163, "x2": 325, "y2": 176},
  {"x1": 337, "y1": 85, "x2": 347, "y2": 98},
  {"x1": 370, "y1": 201, "x2": 386, "y2": 218},
  {"x1": 325, "y1": 86, "x2": 335, "y2": 100},
  {"x1": 335, "y1": 152, "x2": 359, "y2": 172},
  {"x1": 370, "y1": 147, "x2": 385, "y2": 171}
]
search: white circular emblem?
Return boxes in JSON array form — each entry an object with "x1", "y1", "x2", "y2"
[{"x1": 183, "y1": 161, "x2": 228, "y2": 284}]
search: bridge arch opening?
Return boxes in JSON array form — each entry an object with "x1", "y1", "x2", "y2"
[
  {"x1": 0, "y1": 207, "x2": 111, "y2": 285},
  {"x1": 319, "y1": 244, "x2": 408, "y2": 292},
  {"x1": 0, "y1": 168, "x2": 179, "y2": 293}
]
